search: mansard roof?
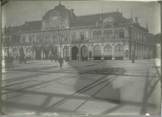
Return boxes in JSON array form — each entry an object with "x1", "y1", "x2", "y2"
[
  {"x1": 21, "y1": 20, "x2": 42, "y2": 32},
  {"x1": 6, "y1": 5, "x2": 148, "y2": 34},
  {"x1": 71, "y1": 11, "x2": 131, "y2": 27},
  {"x1": 6, "y1": 20, "x2": 42, "y2": 34}
]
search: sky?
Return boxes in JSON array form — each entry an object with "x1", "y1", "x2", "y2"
[{"x1": 2, "y1": 0, "x2": 161, "y2": 34}]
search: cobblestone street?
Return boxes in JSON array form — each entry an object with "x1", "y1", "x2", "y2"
[{"x1": 2, "y1": 59, "x2": 161, "y2": 115}]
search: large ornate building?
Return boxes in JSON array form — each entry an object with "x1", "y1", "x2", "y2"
[{"x1": 3, "y1": 3, "x2": 156, "y2": 61}]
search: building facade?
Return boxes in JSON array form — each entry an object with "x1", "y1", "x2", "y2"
[{"x1": 3, "y1": 3, "x2": 156, "y2": 61}]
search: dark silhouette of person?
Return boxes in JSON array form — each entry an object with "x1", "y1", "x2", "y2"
[
  {"x1": 58, "y1": 57, "x2": 64, "y2": 68},
  {"x1": 19, "y1": 47, "x2": 26, "y2": 64}
]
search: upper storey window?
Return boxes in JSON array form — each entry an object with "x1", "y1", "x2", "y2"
[
  {"x1": 80, "y1": 32, "x2": 85, "y2": 40},
  {"x1": 71, "y1": 32, "x2": 76, "y2": 41},
  {"x1": 29, "y1": 34, "x2": 34, "y2": 43},
  {"x1": 104, "y1": 30, "x2": 113, "y2": 39},
  {"x1": 119, "y1": 30, "x2": 124, "y2": 38},
  {"x1": 20, "y1": 35, "x2": 26, "y2": 44},
  {"x1": 93, "y1": 30, "x2": 101, "y2": 40}
]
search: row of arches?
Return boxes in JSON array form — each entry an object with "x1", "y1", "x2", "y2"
[
  {"x1": 71, "y1": 44, "x2": 124, "y2": 60},
  {"x1": 71, "y1": 46, "x2": 89, "y2": 60},
  {"x1": 32, "y1": 44, "x2": 124, "y2": 60},
  {"x1": 6, "y1": 44, "x2": 125, "y2": 60}
]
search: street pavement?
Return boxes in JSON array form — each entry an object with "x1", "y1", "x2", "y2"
[{"x1": 1, "y1": 59, "x2": 161, "y2": 115}]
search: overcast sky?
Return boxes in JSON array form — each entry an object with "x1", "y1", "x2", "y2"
[{"x1": 2, "y1": 0, "x2": 160, "y2": 34}]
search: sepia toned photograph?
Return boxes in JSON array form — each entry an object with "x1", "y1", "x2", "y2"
[{"x1": 1, "y1": 0, "x2": 161, "y2": 116}]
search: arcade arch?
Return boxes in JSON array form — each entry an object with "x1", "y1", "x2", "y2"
[
  {"x1": 114, "y1": 44, "x2": 124, "y2": 59},
  {"x1": 104, "y1": 44, "x2": 112, "y2": 60},
  {"x1": 71, "y1": 46, "x2": 79, "y2": 60},
  {"x1": 81, "y1": 45, "x2": 88, "y2": 61},
  {"x1": 93, "y1": 45, "x2": 101, "y2": 60}
]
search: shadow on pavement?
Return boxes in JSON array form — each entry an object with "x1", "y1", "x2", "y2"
[{"x1": 1, "y1": 60, "x2": 160, "y2": 115}]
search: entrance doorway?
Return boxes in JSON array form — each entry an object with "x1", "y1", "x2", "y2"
[
  {"x1": 115, "y1": 44, "x2": 124, "y2": 60},
  {"x1": 93, "y1": 45, "x2": 101, "y2": 60},
  {"x1": 104, "y1": 44, "x2": 112, "y2": 60},
  {"x1": 71, "y1": 46, "x2": 79, "y2": 60},
  {"x1": 81, "y1": 46, "x2": 88, "y2": 61}
]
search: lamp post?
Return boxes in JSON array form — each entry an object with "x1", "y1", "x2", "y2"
[
  {"x1": 57, "y1": 25, "x2": 63, "y2": 59},
  {"x1": 132, "y1": 26, "x2": 136, "y2": 63},
  {"x1": 158, "y1": 0, "x2": 162, "y2": 98},
  {"x1": 129, "y1": 24, "x2": 135, "y2": 63}
]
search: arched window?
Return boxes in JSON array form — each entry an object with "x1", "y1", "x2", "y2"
[
  {"x1": 93, "y1": 45, "x2": 101, "y2": 56},
  {"x1": 119, "y1": 30, "x2": 124, "y2": 38},
  {"x1": 115, "y1": 44, "x2": 124, "y2": 57},
  {"x1": 81, "y1": 46, "x2": 88, "y2": 58},
  {"x1": 115, "y1": 44, "x2": 123, "y2": 52},
  {"x1": 104, "y1": 45, "x2": 112, "y2": 56}
]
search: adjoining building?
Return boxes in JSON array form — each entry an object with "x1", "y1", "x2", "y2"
[{"x1": 3, "y1": 3, "x2": 156, "y2": 61}]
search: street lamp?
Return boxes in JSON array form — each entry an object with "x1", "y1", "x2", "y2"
[
  {"x1": 129, "y1": 24, "x2": 135, "y2": 63},
  {"x1": 57, "y1": 25, "x2": 63, "y2": 59}
]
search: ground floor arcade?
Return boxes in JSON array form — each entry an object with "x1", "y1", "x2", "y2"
[{"x1": 4, "y1": 42, "x2": 155, "y2": 61}]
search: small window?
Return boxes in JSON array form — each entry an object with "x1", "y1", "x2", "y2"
[
  {"x1": 80, "y1": 32, "x2": 85, "y2": 40},
  {"x1": 29, "y1": 35, "x2": 33, "y2": 43},
  {"x1": 71, "y1": 32, "x2": 76, "y2": 40},
  {"x1": 21, "y1": 35, "x2": 26, "y2": 43},
  {"x1": 104, "y1": 30, "x2": 113, "y2": 39},
  {"x1": 93, "y1": 31, "x2": 101, "y2": 40},
  {"x1": 119, "y1": 31, "x2": 124, "y2": 38}
]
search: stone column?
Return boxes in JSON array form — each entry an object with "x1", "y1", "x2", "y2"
[
  {"x1": 61, "y1": 46, "x2": 64, "y2": 58},
  {"x1": 91, "y1": 45, "x2": 94, "y2": 60},
  {"x1": 124, "y1": 44, "x2": 129, "y2": 60},
  {"x1": 68, "y1": 46, "x2": 71, "y2": 60},
  {"x1": 78, "y1": 45, "x2": 81, "y2": 61},
  {"x1": 57, "y1": 45, "x2": 61, "y2": 58},
  {"x1": 112, "y1": 44, "x2": 115, "y2": 60},
  {"x1": 41, "y1": 49, "x2": 44, "y2": 60},
  {"x1": 101, "y1": 44, "x2": 104, "y2": 60},
  {"x1": 141, "y1": 44, "x2": 143, "y2": 59},
  {"x1": 142, "y1": 44, "x2": 145, "y2": 59},
  {"x1": 88, "y1": 45, "x2": 91, "y2": 60},
  {"x1": 32, "y1": 48, "x2": 35, "y2": 60}
]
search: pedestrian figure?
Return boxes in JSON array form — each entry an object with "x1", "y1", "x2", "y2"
[
  {"x1": 49, "y1": 53, "x2": 54, "y2": 62},
  {"x1": 54, "y1": 54, "x2": 59, "y2": 62},
  {"x1": 19, "y1": 47, "x2": 26, "y2": 64},
  {"x1": 58, "y1": 57, "x2": 64, "y2": 68}
]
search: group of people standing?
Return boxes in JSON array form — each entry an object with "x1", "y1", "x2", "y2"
[
  {"x1": 49, "y1": 53, "x2": 64, "y2": 68},
  {"x1": 5, "y1": 47, "x2": 66, "y2": 68}
]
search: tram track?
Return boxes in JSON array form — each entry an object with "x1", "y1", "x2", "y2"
[
  {"x1": 73, "y1": 78, "x2": 115, "y2": 111},
  {"x1": 45, "y1": 75, "x2": 116, "y2": 112}
]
